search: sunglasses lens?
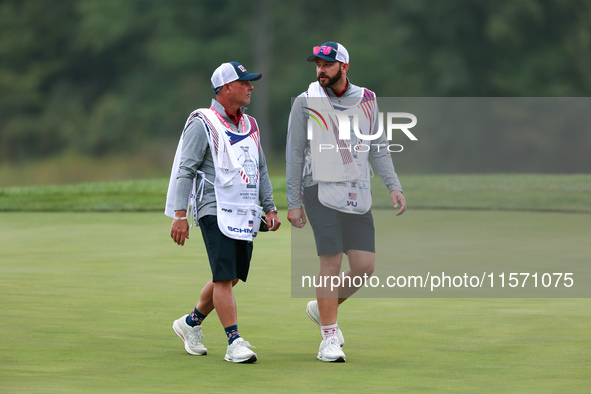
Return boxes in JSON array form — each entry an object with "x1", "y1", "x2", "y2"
[{"x1": 313, "y1": 46, "x2": 333, "y2": 56}]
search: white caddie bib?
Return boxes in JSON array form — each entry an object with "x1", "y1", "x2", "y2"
[
  {"x1": 199, "y1": 108, "x2": 263, "y2": 241},
  {"x1": 307, "y1": 84, "x2": 377, "y2": 214}
]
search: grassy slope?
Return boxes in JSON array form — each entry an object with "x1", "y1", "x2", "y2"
[{"x1": 1, "y1": 174, "x2": 590, "y2": 213}]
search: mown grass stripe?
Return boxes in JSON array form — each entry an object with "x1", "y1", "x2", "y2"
[{"x1": 0, "y1": 174, "x2": 589, "y2": 213}]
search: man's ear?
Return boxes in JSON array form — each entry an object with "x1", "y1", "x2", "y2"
[{"x1": 216, "y1": 83, "x2": 228, "y2": 97}]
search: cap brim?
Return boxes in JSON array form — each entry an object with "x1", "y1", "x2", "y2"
[
  {"x1": 237, "y1": 72, "x2": 262, "y2": 81},
  {"x1": 309, "y1": 54, "x2": 340, "y2": 62}
]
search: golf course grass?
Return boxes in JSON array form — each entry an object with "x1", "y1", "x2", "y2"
[{"x1": 1, "y1": 174, "x2": 590, "y2": 392}]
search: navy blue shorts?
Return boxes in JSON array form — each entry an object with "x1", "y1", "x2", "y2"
[
  {"x1": 303, "y1": 185, "x2": 375, "y2": 255},
  {"x1": 199, "y1": 215, "x2": 253, "y2": 282}
]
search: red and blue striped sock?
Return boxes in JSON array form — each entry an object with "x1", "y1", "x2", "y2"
[
  {"x1": 186, "y1": 308, "x2": 207, "y2": 327},
  {"x1": 225, "y1": 325, "x2": 241, "y2": 345}
]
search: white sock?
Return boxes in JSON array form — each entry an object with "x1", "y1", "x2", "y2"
[{"x1": 321, "y1": 324, "x2": 338, "y2": 341}]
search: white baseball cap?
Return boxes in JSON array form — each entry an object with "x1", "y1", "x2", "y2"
[{"x1": 211, "y1": 61, "x2": 262, "y2": 93}]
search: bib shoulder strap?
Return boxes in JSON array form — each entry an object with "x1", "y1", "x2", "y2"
[
  {"x1": 246, "y1": 115, "x2": 258, "y2": 133},
  {"x1": 361, "y1": 88, "x2": 376, "y2": 104},
  {"x1": 245, "y1": 115, "x2": 261, "y2": 150}
]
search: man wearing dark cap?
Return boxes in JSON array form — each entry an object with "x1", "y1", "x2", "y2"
[
  {"x1": 166, "y1": 61, "x2": 281, "y2": 363},
  {"x1": 286, "y1": 42, "x2": 406, "y2": 362}
]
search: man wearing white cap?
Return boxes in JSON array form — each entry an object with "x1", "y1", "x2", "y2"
[
  {"x1": 286, "y1": 42, "x2": 407, "y2": 362},
  {"x1": 167, "y1": 61, "x2": 281, "y2": 363}
]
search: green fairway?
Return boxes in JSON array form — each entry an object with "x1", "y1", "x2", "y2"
[{"x1": 1, "y1": 211, "x2": 590, "y2": 392}]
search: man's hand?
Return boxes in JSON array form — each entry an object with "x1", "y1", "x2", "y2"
[
  {"x1": 171, "y1": 211, "x2": 190, "y2": 246},
  {"x1": 266, "y1": 211, "x2": 282, "y2": 231},
  {"x1": 391, "y1": 190, "x2": 407, "y2": 216},
  {"x1": 288, "y1": 208, "x2": 307, "y2": 228}
]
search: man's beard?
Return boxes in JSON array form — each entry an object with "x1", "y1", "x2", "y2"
[{"x1": 317, "y1": 66, "x2": 342, "y2": 88}]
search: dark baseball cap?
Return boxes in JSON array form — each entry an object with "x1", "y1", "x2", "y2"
[{"x1": 306, "y1": 41, "x2": 350, "y2": 63}]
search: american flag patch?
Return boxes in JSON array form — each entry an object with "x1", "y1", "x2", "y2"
[
  {"x1": 248, "y1": 220, "x2": 253, "y2": 227},
  {"x1": 348, "y1": 192, "x2": 357, "y2": 200}
]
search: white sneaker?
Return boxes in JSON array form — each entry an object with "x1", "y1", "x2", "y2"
[
  {"x1": 172, "y1": 315, "x2": 207, "y2": 355},
  {"x1": 224, "y1": 338, "x2": 257, "y2": 363},
  {"x1": 306, "y1": 300, "x2": 345, "y2": 346},
  {"x1": 317, "y1": 337, "x2": 346, "y2": 362}
]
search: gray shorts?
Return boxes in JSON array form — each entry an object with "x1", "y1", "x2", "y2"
[{"x1": 303, "y1": 185, "x2": 375, "y2": 255}]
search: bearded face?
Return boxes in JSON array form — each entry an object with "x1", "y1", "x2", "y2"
[{"x1": 316, "y1": 60, "x2": 344, "y2": 89}]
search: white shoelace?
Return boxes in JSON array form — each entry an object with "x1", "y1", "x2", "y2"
[
  {"x1": 325, "y1": 337, "x2": 341, "y2": 350},
  {"x1": 233, "y1": 338, "x2": 255, "y2": 349},
  {"x1": 186, "y1": 328, "x2": 205, "y2": 345}
]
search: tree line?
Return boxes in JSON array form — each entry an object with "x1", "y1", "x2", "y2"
[{"x1": 1, "y1": 0, "x2": 589, "y2": 173}]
